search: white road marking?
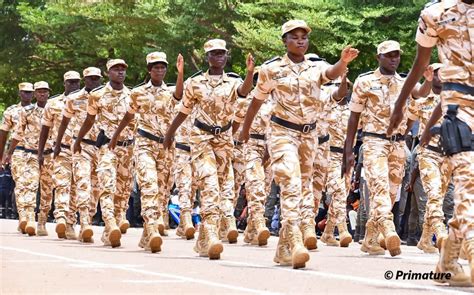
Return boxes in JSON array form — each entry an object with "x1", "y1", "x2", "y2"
[
  {"x1": 123, "y1": 279, "x2": 186, "y2": 284},
  {"x1": 0, "y1": 246, "x2": 279, "y2": 295}
]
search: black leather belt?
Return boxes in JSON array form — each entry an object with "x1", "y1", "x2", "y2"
[
  {"x1": 138, "y1": 128, "x2": 164, "y2": 143},
  {"x1": 425, "y1": 144, "x2": 442, "y2": 154},
  {"x1": 73, "y1": 136, "x2": 97, "y2": 146},
  {"x1": 363, "y1": 131, "x2": 405, "y2": 142},
  {"x1": 250, "y1": 133, "x2": 265, "y2": 140},
  {"x1": 271, "y1": 115, "x2": 316, "y2": 134},
  {"x1": 234, "y1": 140, "x2": 243, "y2": 146},
  {"x1": 175, "y1": 143, "x2": 190, "y2": 152},
  {"x1": 60, "y1": 144, "x2": 71, "y2": 150},
  {"x1": 330, "y1": 146, "x2": 344, "y2": 154},
  {"x1": 16, "y1": 146, "x2": 53, "y2": 155},
  {"x1": 318, "y1": 134, "x2": 330, "y2": 144},
  {"x1": 194, "y1": 119, "x2": 232, "y2": 135},
  {"x1": 101, "y1": 136, "x2": 134, "y2": 147},
  {"x1": 442, "y1": 82, "x2": 474, "y2": 96}
]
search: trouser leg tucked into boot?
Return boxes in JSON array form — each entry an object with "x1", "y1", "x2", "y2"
[
  {"x1": 321, "y1": 219, "x2": 339, "y2": 247},
  {"x1": 284, "y1": 223, "x2": 310, "y2": 269},
  {"x1": 79, "y1": 209, "x2": 93, "y2": 243},
  {"x1": 360, "y1": 219, "x2": 385, "y2": 255},
  {"x1": 417, "y1": 222, "x2": 437, "y2": 254},
  {"x1": 274, "y1": 228, "x2": 292, "y2": 266},
  {"x1": 37, "y1": 212, "x2": 48, "y2": 236},
  {"x1": 337, "y1": 222, "x2": 353, "y2": 248},
  {"x1": 379, "y1": 219, "x2": 401, "y2": 257},
  {"x1": 300, "y1": 219, "x2": 317, "y2": 250},
  {"x1": 25, "y1": 208, "x2": 36, "y2": 236},
  {"x1": 145, "y1": 223, "x2": 162, "y2": 253}
]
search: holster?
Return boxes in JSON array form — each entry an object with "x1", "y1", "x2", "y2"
[
  {"x1": 95, "y1": 130, "x2": 108, "y2": 148},
  {"x1": 438, "y1": 104, "x2": 473, "y2": 156}
]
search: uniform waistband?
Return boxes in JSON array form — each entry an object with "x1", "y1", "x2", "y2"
[{"x1": 271, "y1": 115, "x2": 316, "y2": 134}]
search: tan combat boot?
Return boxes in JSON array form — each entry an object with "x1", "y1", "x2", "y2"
[
  {"x1": 205, "y1": 220, "x2": 224, "y2": 260},
  {"x1": 176, "y1": 211, "x2": 195, "y2": 240},
  {"x1": 25, "y1": 208, "x2": 36, "y2": 236},
  {"x1": 37, "y1": 212, "x2": 48, "y2": 236},
  {"x1": 433, "y1": 232, "x2": 471, "y2": 287},
  {"x1": 105, "y1": 218, "x2": 121, "y2": 248},
  {"x1": 273, "y1": 228, "x2": 292, "y2": 266},
  {"x1": 417, "y1": 223, "x2": 437, "y2": 254},
  {"x1": 321, "y1": 219, "x2": 339, "y2": 247},
  {"x1": 220, "y1": 215, "x2": 238, "y2": 244},
  {"x1": 78, "y1": 209, "x2": 94, "y2": 243},
  {"x1": 285, "y1": 224, "x2": 310, "y2": 269},
  {"x1": 337, "y1": 222, "x2": 353, "y2": 248},
  {"x1": 300, "y1": 219, "x2": 317, "y2": 250},
  {"x1": 243, "y1": 218, "x2": 257, "y2": 244},
  {"x1": 157, "y1": 214, "x2": 168, "y2": 236},
  {"x1": 377, "y1": 234, "x2": 387, "y2": 250},
  {"x1": 145, "y1": 223, "x2": 162, "y2": 253},
  {"x1": 465, "y1": 238, "x2": 474, "y2": 285},
  {"x1": 432, "y1": 221, "x2": 448, "y2": 250},
  {"x1": 55, "y1": 217, "x2": 67, "y2": 239},
  {"x1": 254, "y1": 216, "x2": 270, "y2": 246},
  {"x1": 360, "y1": 219, "x2": 385, "y2": 255},
  {"x1": 138, "y1": 225, "x2": 148, "y2": 248},
  {"x1": 379, "y1": 220, "x2": 401, "y2": 257},
  {"x1": 66, "y1": 223, "x2": 77, "y2": 240},
  {"x1": 116, "y1": 211, "x2": 130, "y2": 234},
  {"x1": 18, "y1": 209, "x2": 27, "y2": 234},
  {"x1": 193, "y1": 224, "x2": 209, "y2": 257}
]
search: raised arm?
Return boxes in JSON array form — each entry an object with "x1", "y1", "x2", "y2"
[
  {"x1": 326, "y1": 46, "x2": 359, "y2": 81},
  {"x1": 237, "y1": 53, "x2": 255, "y2": 98},
  {"x1": 173, "y1": 54, "x2": 185, "y2": 100}
]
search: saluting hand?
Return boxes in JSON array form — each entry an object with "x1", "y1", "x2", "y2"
[
  {"x1": 423, "y1": 65, "x2": 434, "y2": 82},
  {"x1": 340, "y1": 46, "x2": 359, "y2": 64},
  {"x1": 246, "y1": 53, "x2": 255, "y2": 73},
  {"x1": 176, "y1": 53, "x2": 184, "y2": 74}
]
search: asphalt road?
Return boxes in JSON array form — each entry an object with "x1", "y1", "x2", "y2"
[{"x1": 1, "y1": 219, "x2": 473, "y2": 294}]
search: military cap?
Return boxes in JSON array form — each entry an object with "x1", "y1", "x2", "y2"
[
  {"x1": 204, "y1": 39, "x2": 227, "y2": 53},
  {"x1": 64, "y1": 71, "x2": 81, "y2": 81},
  {"x1": 34, "y1": 81, "x2": 51, "y2": 90},
  {"x1": 106, "y1": 59, "x2": 128, "y2": 71},
  {"x1": 377, "y1": 40, "x2": 403, "y2": 55},
  {"x1": 83, "y1": 67, "x2": 102, "y2": 77},
  {"x1": 146, "y1": 52, "x2": 168, "y2": 65},
  {"x1": 18, "y1": 82, "x2": 34, "y2": 92},
  {"x1": 281, "y1": 20, "x2": 311, "y2": 37}
]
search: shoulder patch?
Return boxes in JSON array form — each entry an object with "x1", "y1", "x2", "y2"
[
  {"x1": 263, "y1": 56, "x2": 281, "y2": 65},
  {"x1": 133, "y1": 81, "x2": 147, "y2": 89},
  {"x1": 91, "y1": 85, "x2": 105, "y2": 92},
  {"x1": 226, "y1": 72, "x2": 241, "y2": 79},
  {"x1": 190, "y1": 70, "x2": 203, "y2": 79},
  {"x1": 358, "y1": 71, "x2": 374, "y2": 78},
  {"x1": 424, "y1": 0, "x2": 439, "y2": 8}
]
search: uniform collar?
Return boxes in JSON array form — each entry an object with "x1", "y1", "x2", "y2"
[
  {"x1": 105, "y1": 82, "x2": 129, "y2": 95},
  {"x1": 444, "y1": 0, "x2": 460, "y2": 10},
  {"x1": 145, "y1": 80, "x2": 167, "y2": 90},
  {"x1": 374, "y1": 68, "x2": 403, "y2": 81},
  {"x1": 281, "y1": 54, "x2": 311, "y2": 72}
]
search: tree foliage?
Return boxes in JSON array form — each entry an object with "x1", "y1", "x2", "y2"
[{"x1": 0, "y1": 0, "x2": 435, "y2": 114}]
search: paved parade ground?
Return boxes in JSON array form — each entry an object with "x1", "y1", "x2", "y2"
[{"x1": 1, "y1": 219, "x2": 473, "y2": 294}]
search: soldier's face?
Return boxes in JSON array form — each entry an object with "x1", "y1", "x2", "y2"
[
  {"x1": 283, "y1": 29, "x2": 309, "y2": 56},
  {"x1": 207, "y1": 50, "x2": 228, "y2": 69},
  {"x1": 108, "y1": 65, "x2": 127, "y2": 84},
  {"x1": 149, "y1": 63, "x2": 167, "y2": 83},
  {"x1": 19, "y1": 91, "x2": 33, "y2": 103},
  {"x1": 432, "y1": 69, "x2": 442, "y2": 90},
  {"x1": 34, "y1": 89, "x2": 49, "y2": 103},
  {"x1": 64, "y1": 79, "x2": 81, "y2": 93},
  {"x1": 377, "y1": 51, "x2": 400, "y2": 73},
  {"x1": 84, "y1": 76, "x2": 102, "y2": 90}
]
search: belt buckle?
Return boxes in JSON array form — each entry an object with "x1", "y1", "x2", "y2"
[
  {"x1": 302, "y1": 124, "x2": 311, "y2": 134},
  {"x1": 213, "y1": 126, "x2": 221, "y2": 135},
  {"x1": 389, "y1": 134, "x2": 398, "y2": 142}
]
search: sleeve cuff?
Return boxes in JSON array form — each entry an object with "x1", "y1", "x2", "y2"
[
  {"x1": 349, "y1": 102, "x2": 364, "y2": 113},
  {"x1": 254, "y1": 90, "x2": 268, "y2": 101},
  {"x1": 126, "y1": 105, "x2": 137, "y2": 115},
  {"x1": 87, "y1": 107, "x2": 97, "y2": 116},
  {"x1": 0, "y1": 124, "x2": 10, "y2": 132},
  {"x1": 415, "y1": 29, "x2": 437, "y2": 48},
  {"x1": 233, "y1": 115, "x2": 244, "y2": 124},
  {"x1": 13, "y1": 135, "x2": 22, "y2": 142},
  {"x1": 407, "y1": 112, "x2": 418, "y2": 121},
  {"x1": 41, "y1": 119, "x2": 53, "y2": 127},
  {"x1": 62, "y1": 109, "x2": 73, "y2": 119},
  {"x1": 179, "y1": 104, "x2": 192, "y2": 115}
]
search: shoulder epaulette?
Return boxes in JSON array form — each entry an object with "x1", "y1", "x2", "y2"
[
  {"x1": 167, "y1": 83, "x2": 176, "y2": 87},
  {"x1": 399, "y1": 72, "x2": 408, "y2": 78},
  {"x1": 425, "y1": 0, "x2": 440, "y2": 8},
  {"x1": 358, "y1": 71, "x2": 374, "y2": 78},
  {"x1": 190, "y1": 70, "x2": 203, "y2": 79},
  {"x1": 263, "y1": 56, "x2": 281, "y2": 65},
  {"x1": 91, "y1": 85, "x2": 105, "y2": 92},
  {"x1": 226, "y1": 72, "x2": 241, "y2": 79},
  {"x1": 308, "y1": 57, "x2": 326, "y2": 62},
  {"x1": 133, "y1": 81, "x2": 147, "y2": 89},
  {"x1": 69, "y1": 89, "x2": 81, "y2": 95},
  {"x1": 24, "y1": 104, "x2": 35, "y2": 111},
  {"x1": 50, "y1": 94, "x2": 61, "y2": 99}
]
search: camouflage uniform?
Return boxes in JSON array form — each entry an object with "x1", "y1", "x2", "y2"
[
  {"x1": 42, "y1": 93, "x2": 76, "y2": 226},
  {"x1": 64, "y1": 87, "x2": 100, "y2": 240},
  {"x1": 350, "y1": 67, "x2": 408, "y2": 255},
  {"x1": 87, "y1": 82, "x2": 135, "y2": 245},
  {"x1": 12, "y1": 103, "x2": 54, "y2": 233},
  {"x1": 234, "y1": 90, "x2": 274, "y2": 245},
  {"x1": 128, "y1": 81, "x2": 177, "y2": 243},
  {"x1": 416, "y1": 0, "x2": 474, "y2": 241},
  {"x1": 408, "y1": 92, "x2": 449, "y2": 245},
  {"x1": 255, "y1": 54, "x2": 330, "y2": 266},
  {"x1": 180, "y1": 70, "x2": 242, "y2": 254}
]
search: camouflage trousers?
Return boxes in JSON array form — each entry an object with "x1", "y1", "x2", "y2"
[
  {"x1": 16, "y1": 151, "x2": 54, "y2": 211},
  {"x1": 268, "y1": 123, "x2": 317, "y2": 227},
  {"x1": 417, "y1": 146, "x2": 449, "y2": 225},
  {"x1": 97, "y1": 145, "x2": 134, "y2": 222},
  {"x1": 326, "y1": 151, "x2": 349, "y2": 225},
  {"x1": 233, "y1": 143, "x2": 246, "y2": 205},
  {"x1": 134, "y1": 137, "x2": 174, "y2": 224},
  {"x1": 191, "y1": 136, "x2": 234, "y2": 223},
  {"x1": 312, "y1": 139, "x2": 330, "y2": 212},
  {"x1": 72, "y1": 141, "x2": 99, "y2": 218},
  {"x1": 244, "y1": 139, "x2": 267, "y2": 218},
  {"x1": 174, "y1": 145, "x2": 196, "y2": 214},
  {"x1": 11, "y1": 149, "x2": 26, "y2": 215},
  {"x1": 363, "y1": 138, "x2": 407, "y2": 223}
]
